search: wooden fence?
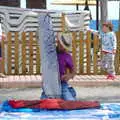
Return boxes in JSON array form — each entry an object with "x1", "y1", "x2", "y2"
[
  {"x1": 1, "y1": 32, "x2": 40, "y2": 75},
  {"x1": 1, "y1": 31, "x2": 120, "y2": 75},
  {"x1": 72, "y1": 31, "x2": 120, "y2": 75}
]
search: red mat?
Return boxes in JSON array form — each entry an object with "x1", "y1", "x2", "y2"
[{"x1": 9, "y1": 99, "x2": 100, "y2": 110}]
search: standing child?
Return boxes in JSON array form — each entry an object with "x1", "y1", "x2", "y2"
[
  {"x1": 41, "y1": 32, "x2": 76, "y2": 100},
  {"x1": 101, "y1": 22, "x2": 117, "y2": 80}
]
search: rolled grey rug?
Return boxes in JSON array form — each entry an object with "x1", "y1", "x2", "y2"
[{"x1": 38, "y1": 12, "x2": 61, "y2": 98}]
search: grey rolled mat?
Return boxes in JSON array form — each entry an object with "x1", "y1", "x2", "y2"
[{"x1": 38, "y1": 13, "x2": 61, "y2": 98}]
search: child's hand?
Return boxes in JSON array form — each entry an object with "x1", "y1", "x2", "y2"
[
  {"x1": 112, "y1": 49, "x2": 116, "y2": 54},
  {"x1": 61, "y1": 74, "x2": 74, "y2": 81},
  {"x1": 92, "y1": 31, "x2": 98, "y2": 36}
]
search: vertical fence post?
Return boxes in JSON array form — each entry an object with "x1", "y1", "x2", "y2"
[
  {"x1": 116, "y1": 31, "x2": 120, "y2": 74},
  {"x1": 72, "y1": 32, "x2": 77, "y2": 74},
  {"x1": 29, "y1": 32, "x2": 33, "y2": 74},
  {"x1": 93, "y1": 34, "x2": 99, "y2": 74},
  {"x1": 35, "y1": 33, "x2": 41, "y2": 74},
  {"x1": 79, "y1": 31, "x2": 84, "y2": 74},
  {"x1": 1, "y1": 34, "x2": 5, "y2": 74},
  {"x1": 14, "y1": 32, "x2": 19, "y2": 74},
  {"x1": 7, "y1": 32, "x2": 12, "y2": 74},
  {"x1": 86, "y1": 31, "x2": 91, "y2": 74},
  {"x1": 61, "y1": 13, "x2": 65, "y2": 32},
  {"x1": 22, "y1": 32, "x2": 27, "y2": 74}
]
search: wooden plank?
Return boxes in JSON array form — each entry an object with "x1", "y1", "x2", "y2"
[
  {"x1": 35, "y1": 35, "x2": 40, "y2": 74},
  {"x1": 14, "y1": 32, "x2": 19, "y2": 74},
  {"x1": 79, "y1": 31, "x2": 84, "y2": 74},
  {"x1": 93, "y1": 34, "x2": 98, "y2": 74},
  {"x1": 61, "y1": 13, "x2": 65, "y2": 32},
  {"x1": 94, "y1": 35, "x2": 102, "y2": 75},
  {"x1": 29, "y1": 32, "x2": 33, "y2": 74},
  {"x1": 98, "y1": 35, "x2": 102, "y2": 74},
  {"x1": 2, "y1": 31, "x2": 120, "y2": 75},
  {"x1": 115, "y1": 31, "x2": 120, "y2": 74},
  {"x1": 86, "y1": 31, "x2": 91, "y2": 74},
  {"x1": 1, "y1": 34, "x2": 5, "y2": 73},
  {"x1": 22, "y1": 32, "x2": 27, "y2": 74},
  {"x1": 7, "y1": 32, "x2": 12, "y2": 74},
  {"x1": 72, "y1": 32, "x2": 77, "y2": 73}
]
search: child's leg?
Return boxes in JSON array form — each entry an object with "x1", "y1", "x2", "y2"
[
  {"x1": 107, "y1": 54, "x2": 115, "y2": 76},
  {"x1": 61, "y1": 82, "x2": 76, "y2": 101},
  {"x1": 101, "y1": 53, "x2": 108, "y2": 71}
]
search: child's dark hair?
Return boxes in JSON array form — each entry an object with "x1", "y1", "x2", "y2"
[{"x1": 102, "y1": 21, "x2": 113, "y2": 31}]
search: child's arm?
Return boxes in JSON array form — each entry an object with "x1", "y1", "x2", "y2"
[
  {"x1": 87, "y1": 28, "x2": 101, "y2": 41},
  {"x1": 61, "y1": 68, "x2": 75, "y2": 81},
  {"x1": 61, "y1": 54, "x2": 75, "y2": 81}
]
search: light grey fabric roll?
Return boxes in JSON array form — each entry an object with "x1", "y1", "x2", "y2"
[{"x1": 38, "y1": 13, "x2": 61, "y2": 98}]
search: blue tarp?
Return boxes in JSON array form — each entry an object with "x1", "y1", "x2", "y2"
[{"x1": 0, "y1": 101, "x2": 120, "y2": 120}]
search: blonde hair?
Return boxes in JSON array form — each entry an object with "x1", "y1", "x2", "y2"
[{"x1": 102, "y1": 22, "x2": 113, "y2": 31}]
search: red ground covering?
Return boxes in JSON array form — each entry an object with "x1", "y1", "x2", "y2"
[{"x1": 9, "y1": 99, "x2": 100, "y2": 110}]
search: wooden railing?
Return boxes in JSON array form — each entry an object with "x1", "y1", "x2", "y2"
[
  {"x1": 1, "y1": 32, "x2": 40, "y2": 75},
  {"x1": 71, "y1": 31, "x2": 120, "y2": 75},
  {"x1": 1, "y1": 31, "x2": 120, "y2": 75}
]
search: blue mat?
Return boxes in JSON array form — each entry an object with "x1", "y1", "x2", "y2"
[{"x1": 0, "y1": 101, "x2": 120, "y2": 120}]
